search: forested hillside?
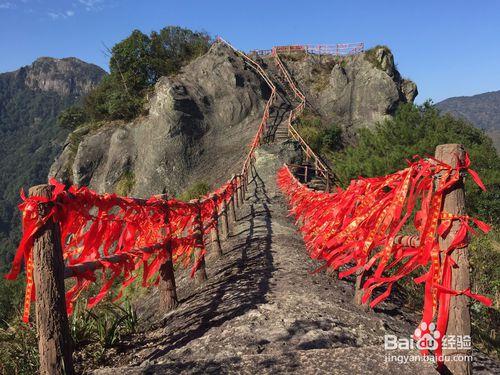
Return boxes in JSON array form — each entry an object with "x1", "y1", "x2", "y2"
[
  {"x1": 436, "y1": 90, "x2": 500, "y2": 151},
  {"x1": 0, "y1": 57, "x2": 106, "y2": 270}
]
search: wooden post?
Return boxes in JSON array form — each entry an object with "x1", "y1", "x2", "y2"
[
  {"x1": 229, "y1": 191, "x2": 237, "y2": 225},
  {"x1": 193, "y1": 201, "x2": 208, "y2": 285},
  {"x1": 29, "y1": 184, "x2": 75, "y2": 375},
  {"x1": 304, "y1": 165, "x2": 308, "y2": 183},
  {"x1": 220, "y1": 198, "x2": 229, "y2": 240},
  {"x1": 158, "y1": 195, "x2": 178, "y2": 311},
  {"x1": 158, "y1": 244, "x2": 178, "y2": 311},
  {"x1": 237, "y1": 175, "x2": 244, "y2": 204},
  {"x1": 211, "y1": 196, "x2": 223, "y2": 257},
  {"x1": 233, "y1": 176, "x2": 240, "y2": 208},
  {"x1": 435, "y1": 144, "x2": 472, "y2": 375},
  {"x1": 353, "y1": 268, "x2": 370, "y2": 311},
  {"x1": 243, "y1": 171, "x2": 248, "y2": 197}
]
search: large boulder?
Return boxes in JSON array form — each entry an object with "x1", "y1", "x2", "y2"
[
  {"x1": 268, "y1": 45, "x2": 418, "y2": 137},
  {"x1": 50, "y1": 42, "x2": 270, "y2": 197},
  {"x1": 50, "y1": 43, "x2": 417, "y2": 197}
]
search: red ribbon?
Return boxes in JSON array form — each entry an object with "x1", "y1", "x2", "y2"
[{"x1": 277, "y1": 154, "x2": 491, "y2": 362}]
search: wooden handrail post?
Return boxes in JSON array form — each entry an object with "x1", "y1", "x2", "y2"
[
  {"x1": 435, "y1": 144, "x2": 472, "y2": 375},
  {"x1": 237, "y1": 175, "x2": 244, "y2": 204},
  {"x1": 233, "y1": 176, "x2": 240, "y2": 208},
  {"x1": 29, "y1": 184, "x2": 75, "y2": 375},
  {"x1": 194, "y1": 200, "x2": 208, "y2": 285},
  {"x1": 158, "y1": 242, "x2": 178, "y2": 311},
  {"x1": 158, "y1": 195, "x2": 178, "y2": 311},
  {"x1": 211, "y1": 196, "x2": 223, "y2": 257},
  {"x1": 353, "y1": 267, "x2": 370, "y2": 311},
  {"x1": 220, "y1": 198, "x2": 229, "y2": 240},
  {"x1": 229, "y1": 190, "x2": 237, "y2": 226}
]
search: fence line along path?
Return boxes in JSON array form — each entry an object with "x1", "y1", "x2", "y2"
[{"x1": 6, "y1": 38, "x2": 496, "y2": 375}]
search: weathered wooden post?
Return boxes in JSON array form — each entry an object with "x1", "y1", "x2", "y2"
[
  {"x1": 237, "y1": 175, "x2": 244, "y2": 204},
  {"x1": 158, "y1": 243, "x2": 178, "y2": 310},
  {"x1": 210, "y1": 195, "x2": 223, "y2": 257},
  {"x1": 353, "y1": 268, "x2": 370, "y2": 311},
  {"x1": 228, "y1": 189, "x2": 237, "y2": 225},
  {"x1": 193, "y1": 200, "x2": 208, "y2": 285},
  {"x1": 158, "y1": 195, "x2": 178, "y2": 311},
  {"x1": 435, "y1": 144, "x2": 472, "y2": 375},
  {"x1": 29, "y1": 184, "x2": 75, "y2": 375},
  {"x1": 233, "y1": 177, "x2": 240, "y2": 208},
  {"x1": 220, "y1": 198, "x2": 229, "y2": 240},
  {"x1": 242, "y1": 170, "x2": 248, "y2": 198}
]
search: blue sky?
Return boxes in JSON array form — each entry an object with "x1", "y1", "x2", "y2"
[{"x1": 0, "y1": 0, "x2": 499, "y2": 103}]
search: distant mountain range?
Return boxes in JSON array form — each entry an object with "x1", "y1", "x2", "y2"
[
  {"x1": 0, "y1": 57, "x2": 106, "y2": 269},
  {"x1": 436, "y1": 90, "x2": 500, "y2": 151}
]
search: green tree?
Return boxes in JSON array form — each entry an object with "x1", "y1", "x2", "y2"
[
  {"x1": 330, "y1": 102, "x2": 500, "y2": 223},
  {"x1": 109, "y1": 30, "x2": 152, "y2": 94},
  {"x1": 57, "y1": 106, "x2": 88, "y2": 129},
  {"x1": 80, "y1": 26, "x2": 212, "y2": 123}
]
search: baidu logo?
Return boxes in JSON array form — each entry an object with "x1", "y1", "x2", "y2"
[
  {"x1": 384, "y1": 322, "x2": 441, "y2": 351},
  {"x1": 413, "y1": 322, "x2": 441, "y2": 351}
]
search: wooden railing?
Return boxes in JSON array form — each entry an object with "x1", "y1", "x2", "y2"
[
  {"x1": 272, "y1": 51, "x2": 336, "y2": 190},
  {"x1": 21, "y1": 37, "x2": 278, "y2": 375},
  {"x1": 251, "y1": 43, "x2": 364, "y2": 56}
]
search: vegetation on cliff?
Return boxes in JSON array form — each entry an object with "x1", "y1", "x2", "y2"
[
  {"x1": 0, "y1": 61, "x2": 105, "y2": 273},
  {"x1": 59, "y1": 26, "x2": 212, "y2": 127},
  {"x1": 328, "y1": 102, "x2": 499, "y2": 355}
]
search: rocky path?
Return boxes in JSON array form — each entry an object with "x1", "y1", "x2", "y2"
[{"x1": 88, "y1": 145, "x2": 447, "y2": 374}]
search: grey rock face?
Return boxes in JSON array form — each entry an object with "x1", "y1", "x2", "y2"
[
  {"x1": 268, "y1": 46, "x2": 417, "y2": 136},
  {"x1": 23, "y1": 57, "x2": 106, "y2": 97},
  {"x1": 50, "y1": 43, "x2": 269, "y2": 197},
  {"x1": 50, "y1": 44, "x2": 416, "y2": 197}
]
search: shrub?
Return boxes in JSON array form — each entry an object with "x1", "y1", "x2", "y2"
[
  {"x1": 80, "y1": 26, "x2": 212, "y2": 124},
  {"x1": 295, "y1": 110, "x2": 344, "y2": 154},
  {"x1": 0, "y1": 319, "x2": 38, "y2": 375},
  {"x1": 178, "y1": 181, "x2": 211, "y2": 201},
  {"x1": 57, "y1": 106, "x2": 88, "y2": 129},
  {"x1": 327, "y1": 102, "x2": 499, "y2": 355},
  {"x1": 115, "y1": 171, "x2": 135, "y2": 196}
]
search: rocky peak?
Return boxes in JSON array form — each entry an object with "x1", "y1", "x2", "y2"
[
  {"x1": 21, "y1": 56, "x2": 106, "y2": 97},
  {"x1": 264, "y1": 45, "x2": 418, "y2": 135},
  {"x1": 50, "y1": 42, "x2": 418, "y2": 198}
]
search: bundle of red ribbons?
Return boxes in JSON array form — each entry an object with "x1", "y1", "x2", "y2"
[
  {"x1": 5, "y1": 177, "x2": 237, "y2": 323},
  {"x1": 5, "y1": 40, "x2": 278, "y2": 324},
  {"x1": 277, "y1": 155, "x2": 492, "y2": 358}
]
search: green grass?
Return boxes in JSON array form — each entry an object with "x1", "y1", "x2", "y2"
[
  {"x1": 115, "y1": 171, "x2": 135, "y2": 196},
  {"x1": 364, "y1": 45, "x2": 391, "y2": 71},
  {"x1": 178, "y1": 181, "x2": 211, "y2": 201}
]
